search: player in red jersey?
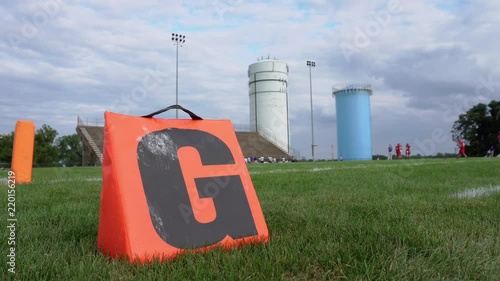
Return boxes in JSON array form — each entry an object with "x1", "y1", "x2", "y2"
[
  {"x1": 405, "y1": 143, "x2": 411, "y2": 159},
  {"x1": 395, "y1": 143, "x2": 402, "y2": 159},
  {"x1": 456, "y1": 139, "x2": 468, "y2": 159}
]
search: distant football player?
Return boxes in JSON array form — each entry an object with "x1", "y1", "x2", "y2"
[
  {"x1": 456, "y1": 139, "x2": 468, "y2": 159},
  {"x1": 405, "y1": 143, "x2": 411, "y2": 159},
  {"x1": 485, "y1": 146, "x2": 495, "y2": 158},
  {"x1": 396, "y1": 143, "x2": 402, "y2": 159}
]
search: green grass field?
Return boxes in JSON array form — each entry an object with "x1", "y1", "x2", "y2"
[{"x1": 1, "y1": 158, "x2": 500, "y2": 280}]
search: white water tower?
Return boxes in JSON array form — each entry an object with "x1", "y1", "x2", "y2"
[{"x1": 248, "y1": 58, "x2": 290, "y2": 153}]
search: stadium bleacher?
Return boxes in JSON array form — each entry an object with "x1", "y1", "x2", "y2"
[{"x1": 76, "y1": 120, "x2": 293, "y2": 166}]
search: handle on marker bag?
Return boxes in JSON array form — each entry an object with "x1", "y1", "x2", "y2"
[{"x1": 142, "y1": 105, "x2": 203, "y2": 120}]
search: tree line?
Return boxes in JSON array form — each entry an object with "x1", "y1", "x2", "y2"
[
  {"x1": 0, "y1": 124, "x2": 82, "y2": 167},
  {"x1": 451, "y1": 100, "x2": 500, "y2": 156},
  {"x1": 0, "y1": 100, "x2": 498, "y2": 167}
]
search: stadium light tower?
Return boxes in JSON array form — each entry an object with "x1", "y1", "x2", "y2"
[
  {"x1": 307, "y1": 60, "x2": 317, "y2": 161},
  {"x1": 172, "y1": 33, "x2": 186, "y2": 119}
]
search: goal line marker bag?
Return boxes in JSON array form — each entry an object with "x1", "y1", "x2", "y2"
[{"x1": 97, "y1": 105, "x2": 268, "y2": 262}]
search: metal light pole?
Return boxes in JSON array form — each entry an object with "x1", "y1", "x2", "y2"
[
  {"x1": 307, "y1": 60, "x2": 316, "y2": 161},
  {"x1": 172, "y1": 33, "x2": 186, "y2": 119}
]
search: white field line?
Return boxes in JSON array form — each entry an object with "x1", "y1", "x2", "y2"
[
  {"x1": 42, "y1": 161, "x2": 451, "y2": 180},
  {"x1": 0, "y1": 177, "x2": 102, "y2": 185},
  {"x1": 46, "y1": 177, "x2": 102, "y2": 184},
  {"x1": 0, "y1": 160, "x2": 469, "y2": 183},
  {"x1": 451, "y1": 185, "x2": 500, "y2": 199},
  {"x1": 249, "y1": 160, "x2": 455, "y2": 175}
]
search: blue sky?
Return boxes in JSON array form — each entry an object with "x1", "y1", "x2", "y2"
[{"x1": 1, "y1": 0, "x2": 499, "y2": 159}]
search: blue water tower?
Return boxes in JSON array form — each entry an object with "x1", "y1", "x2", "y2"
[{"x1": 332, "y1": 84, "x2": 373, "y2": 161}]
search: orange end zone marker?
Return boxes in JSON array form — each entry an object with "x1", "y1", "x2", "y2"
[
  {"x1": 97, "y1": 111, "x2": 269, "y2": 263},
  {"x1": 11, "y1": 120, "x2": 35, "y2": 184}
]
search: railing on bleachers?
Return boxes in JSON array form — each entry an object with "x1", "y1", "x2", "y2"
[{"x1": 77, "y1": 117, "x2": 104, "y2": 127}]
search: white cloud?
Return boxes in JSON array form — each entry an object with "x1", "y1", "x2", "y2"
[{"x1": 0, "y1": 0, "x2": 498, "y2": 158}]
